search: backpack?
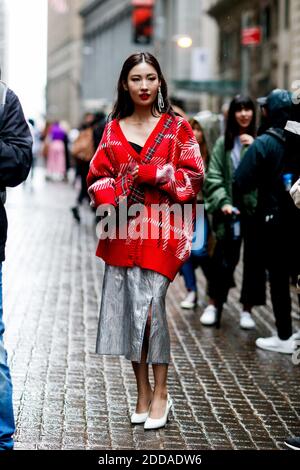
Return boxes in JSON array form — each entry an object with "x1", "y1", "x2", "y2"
[
  {"x1": 71, "y1": 127, "x2": 95, "y2": 162},
  {"x1": 266, "y1": 106, "x2": 300, "y2": 283}
]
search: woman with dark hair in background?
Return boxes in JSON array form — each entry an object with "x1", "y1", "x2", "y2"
[
  {"x1": 180, "y1": 118, "x2": 213, "y2": 309},
  {"x1": 71, "y1": 112, "x2": 106, "y2": 223},
  {"x1": 202, "y1": 95, "x2": 265, "y2": 328},
  {"x1": 87, "y1": 53, "x2": 204, "y2": 430}
]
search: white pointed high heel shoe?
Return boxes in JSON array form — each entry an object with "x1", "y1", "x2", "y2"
[
  {"x1": 131, "y1": 410, "x2": 149, "y2": 424},
  {"x1": 144, "y1": 394, "x2": 173, "y2": 430},
  {"x1": 131, "y1": 400, "x2": 151, "y2": 424}
]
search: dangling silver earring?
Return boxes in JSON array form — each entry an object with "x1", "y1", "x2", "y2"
[{"x1": 158, "y1": 87, "x2": 164, "y2": 112}]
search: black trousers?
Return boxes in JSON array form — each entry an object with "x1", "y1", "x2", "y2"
[
  {"x1": 263, "y1": 221, "x2": 292, "y2": 340},
  {"x1": 77, "y1": 161, "x2": 90, "y2": 205},
  {"x1": 209, "y1": 214, "x2": 266, "y2": 310},
  {"x1": 209, "y1": 237, "x2": 241, "y2": 307},
  {"x1": 210, "y1": 219, "x2": 292, "y2": 339}
]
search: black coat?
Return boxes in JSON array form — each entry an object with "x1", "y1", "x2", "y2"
[
  {"x1": 234, "y1": 89, "x2": 296, "y2": 219},
  {"x1": 0, "y1": 88, "x2": 33, "y2": 261},
  {"x1": 234, "y1": 90, "x2": 300, "y2": 281},
  {"x1": 234, "y1": 129, "x2": 287, "y2": 218}
]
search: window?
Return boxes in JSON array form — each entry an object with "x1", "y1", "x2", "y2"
[
  {"x1": 272, "y1": 0, "x2": 279, "y2": 36},
  {"x1": 284, "y1": 0, "x2": 290, "y2": 29},
  {"x1": 261, "y1": 6, "x2": 271, "y2": 40}
]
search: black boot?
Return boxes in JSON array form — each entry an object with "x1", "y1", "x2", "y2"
[{"x1": 71, "y1": 206, "x2": 81, "y2": 223}]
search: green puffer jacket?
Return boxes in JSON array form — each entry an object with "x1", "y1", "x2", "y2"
[{"x1": 203, "y1": 136, "x2": 257, "y2": 240}]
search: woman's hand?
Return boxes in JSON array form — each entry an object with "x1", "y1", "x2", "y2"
[
  {"x1": 156, "y1": 164, "x2": 175, "y2": 185},
  {"x1": 221, "y1": 204, "x2": 240, "y2": 215},
  {"x1": 240, "y1": 134, "x2": 254, "y2": 146}
]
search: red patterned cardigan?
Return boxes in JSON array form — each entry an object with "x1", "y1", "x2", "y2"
[{"x1": 87, "y1": 113, "x2": 204, "y2": 281}]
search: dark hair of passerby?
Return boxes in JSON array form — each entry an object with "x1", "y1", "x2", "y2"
[
  {"x1": 111, "y1": 52, "x2": 173, "y2": 120},
  {"x1": 189, "y1": 118, "x2": 209, "y2": 166},
  {"x1": 225, "y1": 95, "x2": 256, "y2": 151}
]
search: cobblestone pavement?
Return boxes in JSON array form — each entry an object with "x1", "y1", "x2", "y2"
[{"x1": 2, "y1": 169, "x2": 300, "y2": 450}]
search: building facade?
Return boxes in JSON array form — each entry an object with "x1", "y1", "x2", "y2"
[
  {"x1": 155, "y1": 0, "x2": 219, "y2": 111},
  {"x1": 208, "y1": 0, "x2": 297, "y2": 98},
  {"x1": 80, "y1": 0, "x2": 219, "y2": 114},
  {"x1": 290, "y1": 0, "x2": 300, "y2": 85},
  {"x1": 47, "y1": 0, "x2": 84, "y2": 127},
  {"x1": 80, "y1": 0, "x2": 153, "y2": 112}
]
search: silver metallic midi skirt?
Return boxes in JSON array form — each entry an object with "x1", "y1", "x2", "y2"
[{"x1": 96, "y1": 264, "x2": 171, "y2": 364}]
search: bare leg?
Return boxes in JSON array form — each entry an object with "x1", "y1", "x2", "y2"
[
  {"x1": 150, "y1": 363, "x2": 169, "y2": 419},
  {"x1": 131, "y1": 309, "x2": 153, "y2": 413}
]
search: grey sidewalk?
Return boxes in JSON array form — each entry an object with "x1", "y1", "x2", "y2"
[{"x1": 3, "y1": 169, "x2": 300, "y2": 450}]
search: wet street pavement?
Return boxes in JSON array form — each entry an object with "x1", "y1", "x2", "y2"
[{"x1": 3, "y1": 169, "x2": 300, "y2": 450}]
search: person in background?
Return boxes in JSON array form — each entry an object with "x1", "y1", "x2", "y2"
[
  {"x1": 234, "y1": 89, "x2": 299, "y2": 354},
  {"x1": 169, "y1": 96, "x2": 188, "y2": 120},
  {"x1": 71, "y1": 112, "x2": 106, "y2": 223},
  {"x1": 284, "y1": 144, "x2": 300, "y2": 450},
  {"x1": 0, "y1": 75, "x2": 32, "y2": 450},
  {"x1": 46, "y1": 121, "x2": 66, "y2": 181},
  {"x1": 290, "y1": 178, "x2": 300, "y2": 209},
  {"x1": 27, "y1": 118, "x2": 41, "y2": 182},
  {"x1": 60, "y1": 121, "x2": 71, "y2": 181},
  {"x1": 40, "y1": 120, "x2": 52, "y2": 166},
  {"x1": 203, "y1": 95, "x2": 264, "y2": 329},
  {"x1": 180, "y1": 118, "x2": 213, "y2": 309}
]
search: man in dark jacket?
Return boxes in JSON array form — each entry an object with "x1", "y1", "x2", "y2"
[
  {"x1": 234, "y1": 89, "x2": 299, "y2": 354},
  {"x1": 0, "y1": 77, "x2": 32, "y2": 450}
]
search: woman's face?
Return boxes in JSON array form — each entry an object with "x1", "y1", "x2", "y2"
[
  {"x1": 192, "y1": 126, "x2": 203, "y2": 144},
  {"x1": 124, "y1": 62, "x2": 161, "y2": 109},
  {"x1": 235, "y1": 107, "x2": 253, "y2": 130}
]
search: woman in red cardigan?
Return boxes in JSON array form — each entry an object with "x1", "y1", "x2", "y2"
[{"x1": 87, "y1": 52, "x2": 204, "y2": 430}]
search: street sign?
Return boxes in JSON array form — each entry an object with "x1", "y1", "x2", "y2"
[
  {"x1": 191, "y1": 48, "x2": 212, "y2": 81},
  {"x1": 241, "y1": 27, "x2": 261, "y2": 46}
]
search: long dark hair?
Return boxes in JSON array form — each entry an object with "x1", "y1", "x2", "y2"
[
  {"x1": 111, "y1": 52, "x2": 173, "y2": 120},
  {"x1": 189, "y1": 118, "x2": 209, "y2": 166},
  {"x1": 224, "y1": 95, "x2": 256, "y2": 151}
]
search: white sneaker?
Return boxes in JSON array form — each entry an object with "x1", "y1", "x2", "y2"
[
  {"x1": 200, "y1": 305, "x2": 218, "y2": 326},
  {"x1": 292, "y1": 330, "x2": 300, "y2": 340},
  {"x1": 180, "y1": 291, "x2": 197, "y2": 309},
  {"x1": 255, "y1": 335, "x2": 296, "y2": 354},
  {"x1": 240, "y1": 311, "x2": 256, "y2": 330}
]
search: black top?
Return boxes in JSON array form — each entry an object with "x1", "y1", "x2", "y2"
[{"x1": 129, "y1": 141, "x2": 143, "y2": 154}]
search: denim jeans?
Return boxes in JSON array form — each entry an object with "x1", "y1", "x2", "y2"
[
  {"x1": 0, "y1": 263, "x2": 15, "y2": 450},
  {"x1": 181, "y1": 212, "x2": 210, "y2": 293}
]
